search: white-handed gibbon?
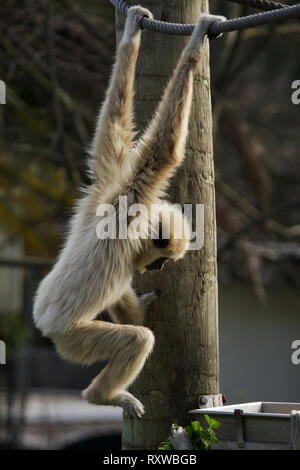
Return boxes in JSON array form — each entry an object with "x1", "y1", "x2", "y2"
[{"x1": 33, "y1": 6, "x2": 225, "y2": 418}]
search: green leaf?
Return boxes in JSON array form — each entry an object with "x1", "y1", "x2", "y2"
[
  {"x1": 210, "y1": 417, "x2": 221, "y2": 429},
  {"x1": 191, "y1": 420, "x2": 202, "y2": 432},
  {"x1": 204, "y1": 414, "x2": 211, "y2": 426},
  {"x1": 158, "y1": 439, "x2": 173, "y2": 450},
  {"x1": 185, "y1": 425, "x2": 192, "y2": 435}
]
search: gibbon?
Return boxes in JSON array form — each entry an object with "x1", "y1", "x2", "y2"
[{"x1": 33, "y1": 7, "x2": 225, "y2": 418}]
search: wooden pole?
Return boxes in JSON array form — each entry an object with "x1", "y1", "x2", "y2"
[{"x1": 116, "y1": 0, "x2": 219, "y2": 450}]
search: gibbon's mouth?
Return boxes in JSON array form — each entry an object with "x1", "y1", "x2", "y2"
[{"x1": 145, "y1": 257, "x2": 169, "y2": 271}]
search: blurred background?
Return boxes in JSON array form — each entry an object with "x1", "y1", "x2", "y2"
[{"x1": 0, "y1": 0, "x2": 299, "y2": 450}]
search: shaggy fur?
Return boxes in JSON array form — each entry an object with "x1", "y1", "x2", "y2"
[{"x1": 33, "y1": 7, "x2": 225, "y2": 418}]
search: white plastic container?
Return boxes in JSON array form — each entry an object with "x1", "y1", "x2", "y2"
[{"x1": 190, "y1": 402, "x2": 300, "y2": 450}]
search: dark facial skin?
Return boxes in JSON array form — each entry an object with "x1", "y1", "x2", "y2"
[{"x1": 145, "y1": 257, "x2": 169, "y2": 271}]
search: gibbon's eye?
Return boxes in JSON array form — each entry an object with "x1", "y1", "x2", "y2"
[{"x1": 145, "y1": 257, "x2": 169, "y2": 271}]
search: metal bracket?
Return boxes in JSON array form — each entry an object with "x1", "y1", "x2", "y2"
[
  {"x1": 197, "y1": 394, "x2": 224, "y2": 409},
  {"x1": 234, "y1": 409, "x2": 245, "y2": 448}
]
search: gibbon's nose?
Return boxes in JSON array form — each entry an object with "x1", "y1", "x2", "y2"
[{"x1": 145, "y1": 257, "x2": 169, "y2": 271}]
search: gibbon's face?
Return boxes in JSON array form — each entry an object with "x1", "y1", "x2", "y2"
[
  {"x1": 136, "y1": 236, "x2": 188, "y2": 274},
  {"x1": 134, "y1": 203, "x2": 191, "y2": 274}
]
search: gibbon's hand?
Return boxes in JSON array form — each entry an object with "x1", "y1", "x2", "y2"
[
  {"x1": 139, "y1": 290, "x2": 162, "y2": 311},
  {"x1": 126, "y1": 5, "x2": 154, "y2": 34},
  {"x1": 185, "y1": 13, "x2": 226, "y2": 60},
  {"x1": 196, "y1": 13, "x2": 226, "y2": 40}
]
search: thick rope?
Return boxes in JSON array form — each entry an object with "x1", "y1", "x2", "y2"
[
  {"x1": 109, "y1": 0, "x2": 300, "y2": 36},
  {"x1": 227, "y1": 0, "x2": 289, "y2": 11}
]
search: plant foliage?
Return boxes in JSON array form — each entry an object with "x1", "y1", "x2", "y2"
[{"x1": 158, "y1": 415, "x2": 221, "y2": 451}]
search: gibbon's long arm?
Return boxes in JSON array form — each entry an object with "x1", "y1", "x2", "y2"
[
  {"x1": 109, "y1": 287, "x2": 158, "y2": 325},
  {"x1": 130, "y1": 14, "x2": 225, "y2": 204},
  {"x1": 88, "y1": 6, "x2": 153, "y2": 186},
  {"x1": 109, "y1": 286, "x2": 145, "y2": 325}
]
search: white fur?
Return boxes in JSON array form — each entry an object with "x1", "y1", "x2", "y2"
[{"x1": 33, "y1": 10, "x2": 225, "y2": 418}]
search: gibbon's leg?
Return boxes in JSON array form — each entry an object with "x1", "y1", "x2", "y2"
[
  {"x1": 131, "y1": 14, "x2": 226, "y2": 201},
  {"x1": 51, "y1": 320, "x2": 155, "y2": 418},
  {"x1": 109, "y1": 286, "x2": 159, "y2": 325},
  {"x1": 88, "y1": 5, "x2": 153, "y2": 184}
]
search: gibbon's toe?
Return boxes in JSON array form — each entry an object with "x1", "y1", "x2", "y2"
[
  {"x1": 114, "y1": 391, "x2": 145, "y2": 419},
  {"x1": 123, "y1": 397, "x2": 145, "y2": 419}
]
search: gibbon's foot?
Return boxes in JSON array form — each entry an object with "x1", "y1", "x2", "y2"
[
  {"x1": 126, "y1": 5, "x2": 154, "y2": 33},
  {"x1": 113, "y1": 391, "x2": 145, "y2": 419},
  {"x1": 81, "y1": 387, "x2": 145, "y2": 419}
]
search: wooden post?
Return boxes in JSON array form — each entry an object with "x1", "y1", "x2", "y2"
[{"x1": 116, "y1": 0, "x2": 219, "y2": 450}]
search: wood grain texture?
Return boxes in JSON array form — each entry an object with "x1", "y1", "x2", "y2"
[{"x1": 116, "y1": 0, "x2": 219, "y2": 450}]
